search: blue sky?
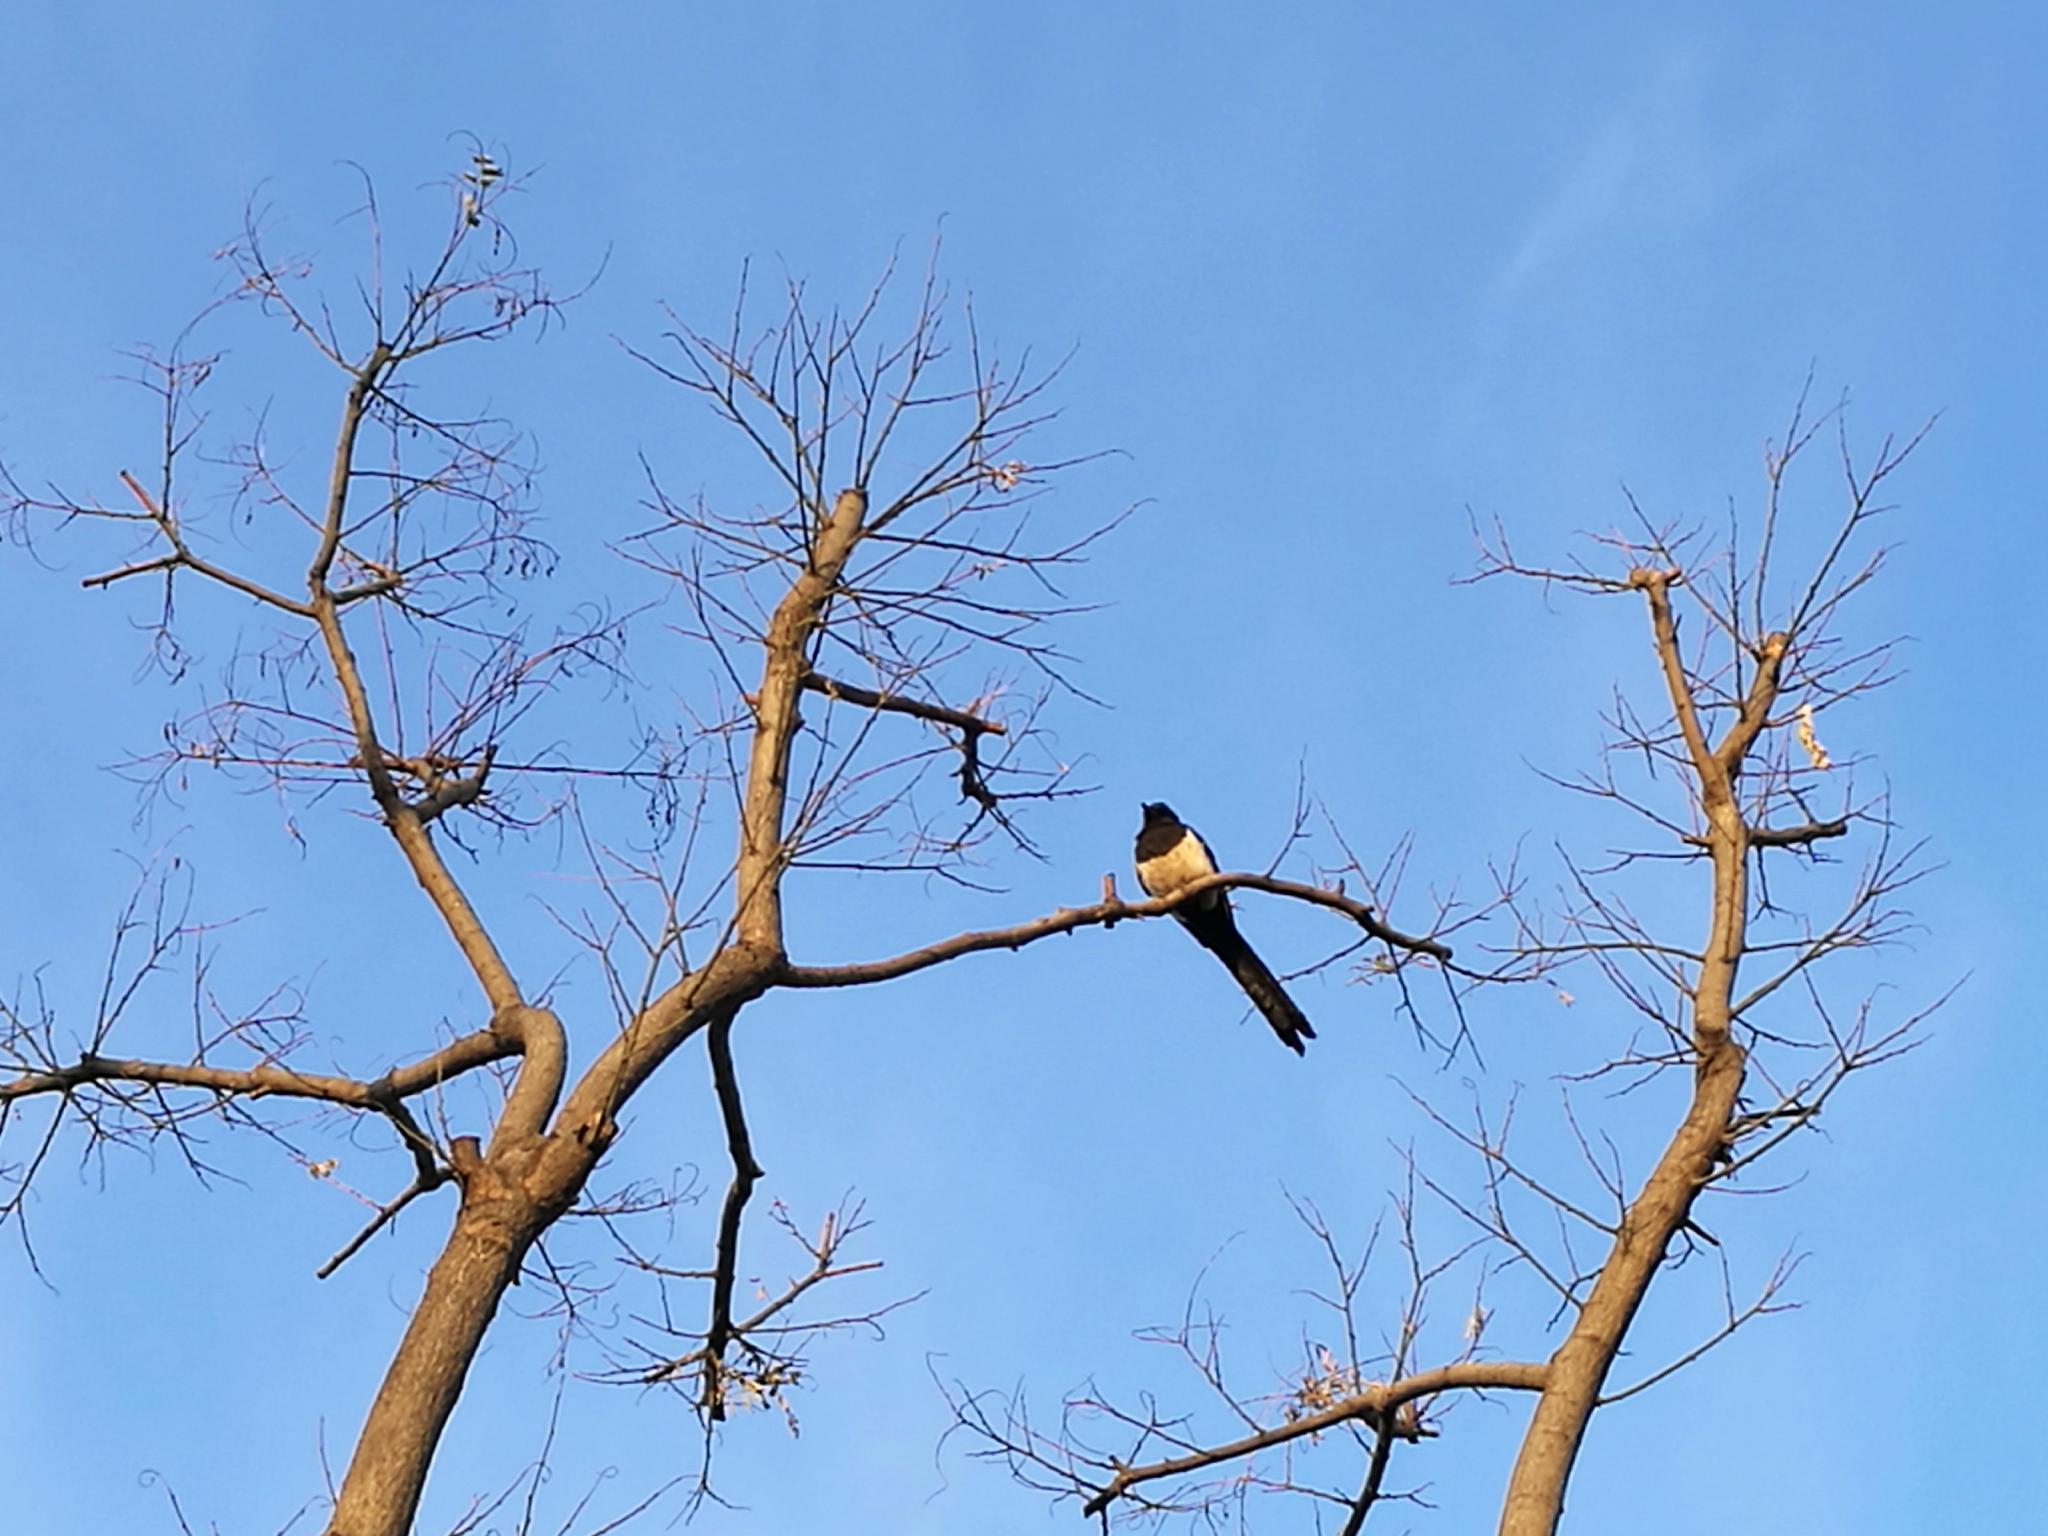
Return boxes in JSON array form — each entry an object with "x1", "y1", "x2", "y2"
[{"x1": 1, "y1": 5, "x2": 2040, "y2": 1533}]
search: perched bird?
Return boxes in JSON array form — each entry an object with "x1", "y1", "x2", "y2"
[{"x1": 1133, "y1": 801, "x2": 1316, "y2": 1054}]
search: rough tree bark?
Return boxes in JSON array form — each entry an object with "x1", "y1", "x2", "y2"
[
  {"x1": 327, "y1": 493, "x2": 870, "y2": 1534},
  {"x1": 1494, "y1": 585, "x2": 1777, "y2": 1536}
]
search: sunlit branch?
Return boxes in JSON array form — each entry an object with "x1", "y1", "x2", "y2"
[
  {"x1": 1078, "y1": 1362, "x2": 1549, "y2": 1519},
  {"x1": 777, "y1": 870, "x2": 1451, "y2": 990}
]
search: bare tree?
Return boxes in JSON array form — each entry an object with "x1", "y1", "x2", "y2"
[
  {"x1": 0, "y1": 160, "x2": 1456, "y2": 1535},
  {"x1": 948, "y1": 388, "x2": 1936, "y2": 1533}
]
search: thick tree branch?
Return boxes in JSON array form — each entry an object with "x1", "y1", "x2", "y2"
[
  {"x1": 308, "y1": 345, "x2": 392, "y2": 590},
  {"x1": 0, "y1": 1037, "x2": 549, "y2": 1220},
  {"x1": 296, "y1": 344, "x2": 530, "y2": 1025},
  {"x1": 732, "y1": 487, "x2": 869, "y2": 952},
  {"x1": 700, "y1": 1006, "x2": 758, "y2": 1421},
  {"x1": 289, "y1": 343, "x2": 565, "y2": 1148},
  {"x1": 1629, "y1": 568, "x2": 1720, "y2": 795},
  {"x1": 375, "y1": 1028, "x2": 521, "y2": 1098},
  {"x1": 410, "y1": 746, "x2": 498, "y2": 826},
  {"x1": 534, "y1": 491, "x2": 874, "y2": 1162},
  {"x1": 777, "y1": 870, "x2": 1452, "y2": 990},
  {"x1": 0, "y1": 1031, "x2": 514, "y2": 1109},
  {"x1": 1500, "y1": 549, "x2": 1785, "y2": 1536},
  {"x1": 311, "y1": 595, "x2": 525, "y2": 1014},
  {"x1": 1, "y1": 1053, "x2": 376, "y2": 1107},
  {"x1": 1497, "y1": 1039, "x2": 1745, "y2": 1536},
  {"x1": 485, "y1": 1004, "x2": 567, "y2": 1154},
  {"x1": 1715, "y1": 630, "x2": 1789, "y2": 771},
  {"x1": 1747, "y1": 816, "x2": 1849, "y2": 849},
  {"x1": 1339, "y1": 1418, "x2": 1402, "y2": 1536},
  {"x1": 542, "y1": 951, "x2": 770, "y2": 1165},
  {"x1": 1081, "y1": 1361, "x2": 1549, "y2": 1519},
  {"x1": 799, "y1": 670, "x2": 1006, "y2": 738}
]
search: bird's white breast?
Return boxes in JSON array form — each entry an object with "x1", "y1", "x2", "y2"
[{"x1": 1137, "y1": 829, "x2": 1219, "y2": 897}]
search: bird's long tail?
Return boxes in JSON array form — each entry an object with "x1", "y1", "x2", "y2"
[{"x1": 1198, "y1": 923, "x2": 1317, "y2": 1055}]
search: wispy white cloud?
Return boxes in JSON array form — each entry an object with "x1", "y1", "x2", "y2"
[{"x1": 1491, "y1": 43, "x2": 1730, "y2": 300}]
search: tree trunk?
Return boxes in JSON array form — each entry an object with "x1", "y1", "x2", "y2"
[
  {"x1": 1495, "y1": 1039, "x2": 1744, "y2": 1536},
  {"x1": 323, "y1": 1148, "x2": 545, "y2": 1536},
  {"x1": 1498, "y1": 612, "x2": 1765, "y2": 1534}
]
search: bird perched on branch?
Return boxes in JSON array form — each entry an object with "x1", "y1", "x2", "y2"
[{"x1": 1133, "y1": 801, "x2": 1316, "y2": 1054}]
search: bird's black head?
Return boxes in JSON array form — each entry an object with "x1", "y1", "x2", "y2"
[{"x1": 1140, "y1": 801, "x2": 1179, "y2": 827}]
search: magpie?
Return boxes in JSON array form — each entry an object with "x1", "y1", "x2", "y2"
[{"x1": 1133, "y1": 801, "x2": 1316, "y2": 1054}]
